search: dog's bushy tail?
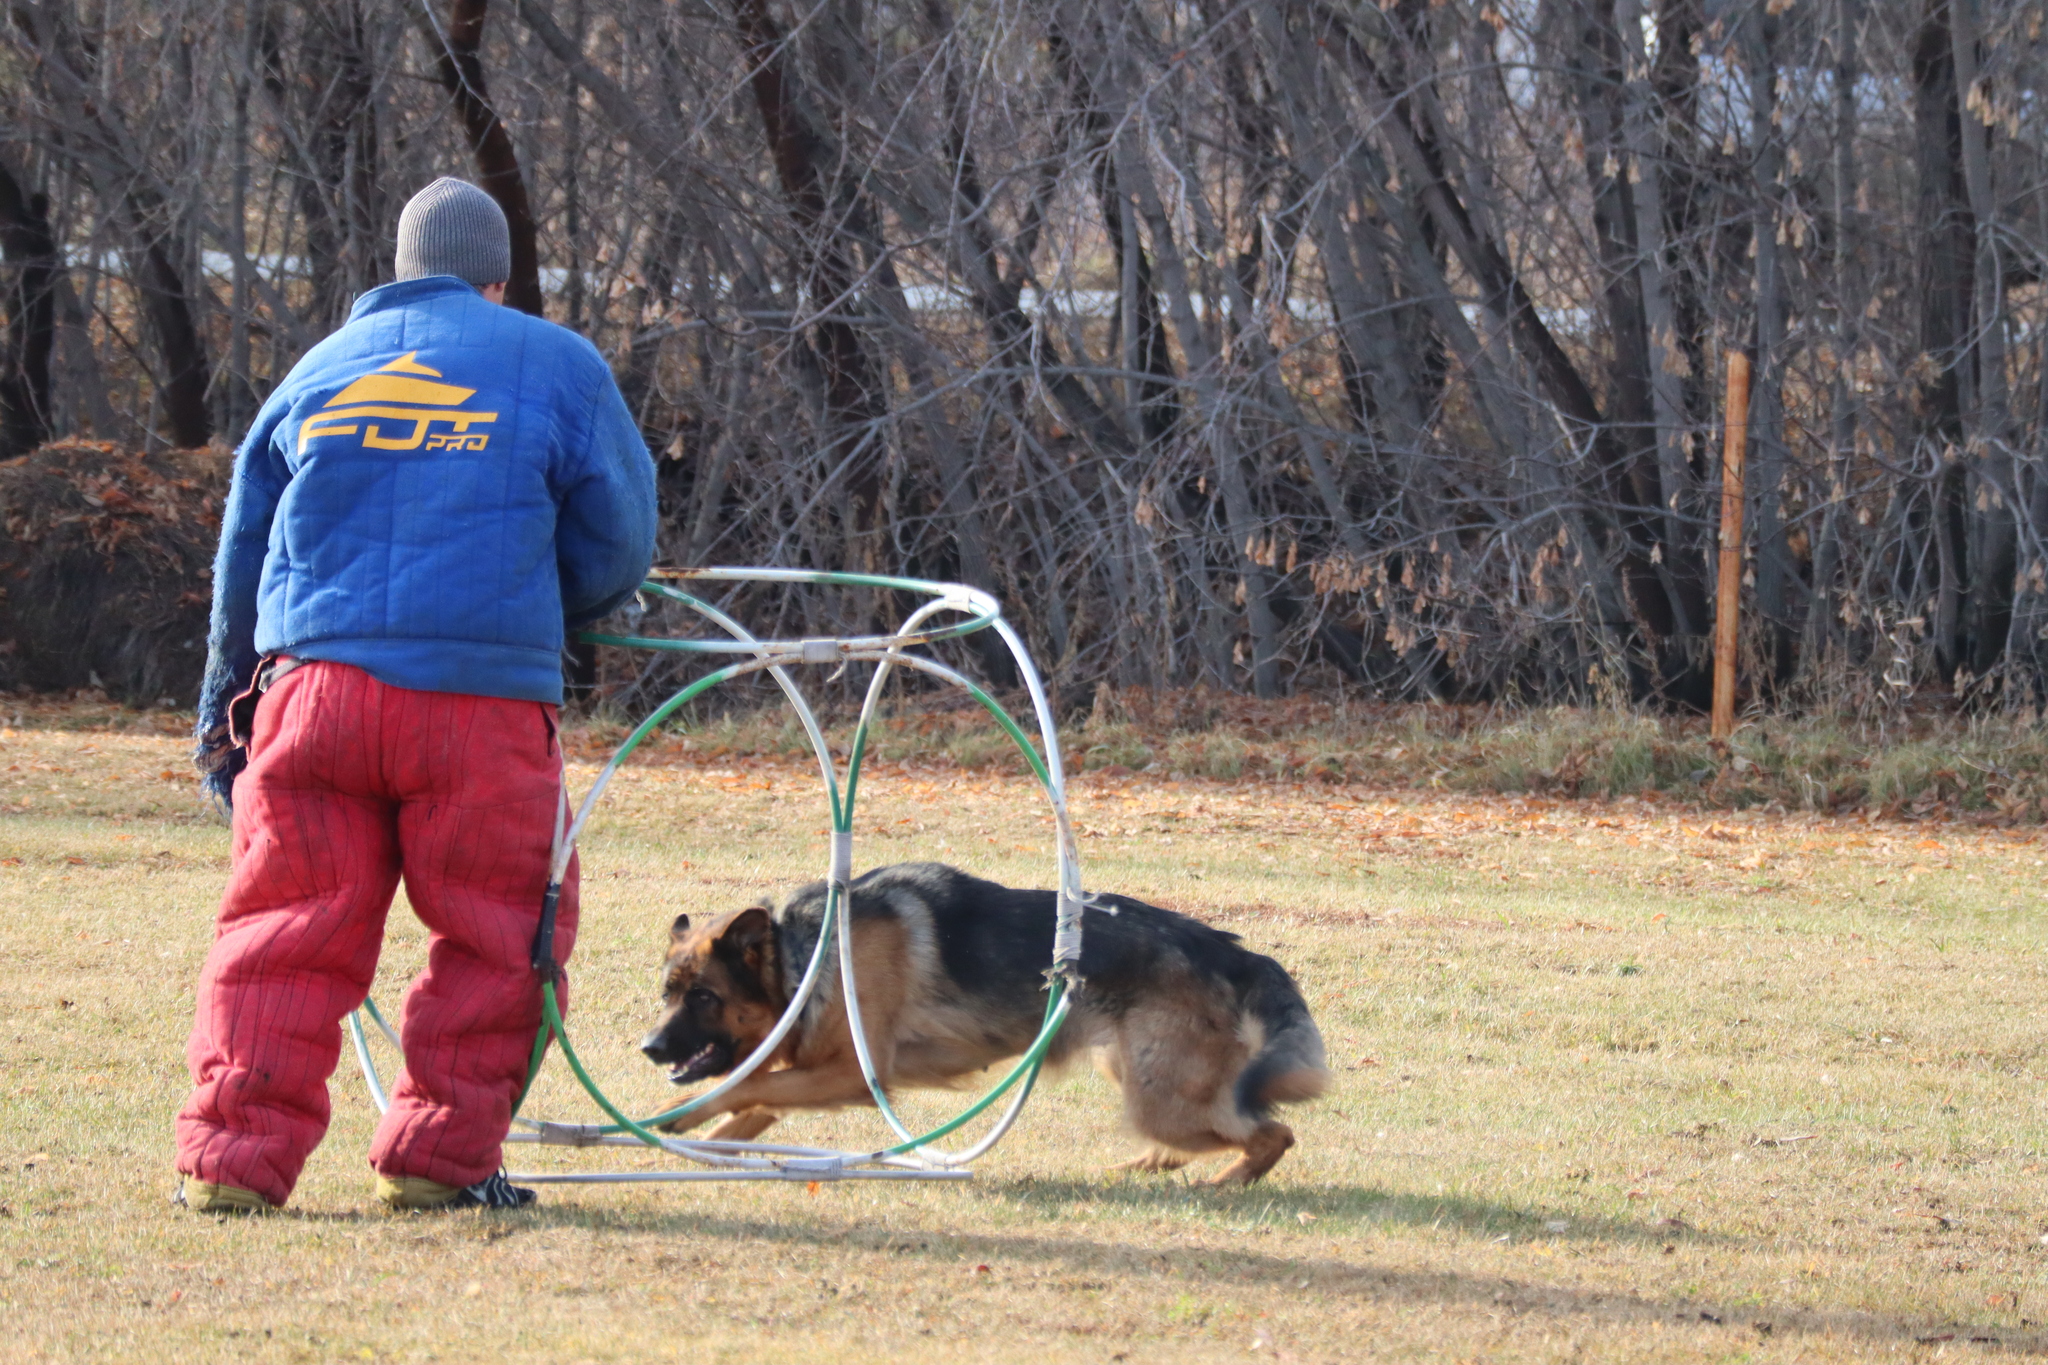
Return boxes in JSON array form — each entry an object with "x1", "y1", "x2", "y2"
[{"x1": 1234, "y1": 956, "x2": 1331, "y2": 1121}]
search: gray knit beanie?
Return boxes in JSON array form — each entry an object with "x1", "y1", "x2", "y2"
[{"x1": 394, "y1": 177, "x2": 511, "y2": 286}]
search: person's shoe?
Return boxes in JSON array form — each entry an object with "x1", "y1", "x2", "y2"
[
  {"x1": 173, "y1": 1178, "x2": 273, "y2": 1214},
  {"x1": 376, "y1": 1170, "x2": 536, "y2": 1211}
]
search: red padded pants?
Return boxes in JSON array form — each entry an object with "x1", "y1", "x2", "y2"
[{"x1": 175, "y1": 661, "x2": 579, "y2": 1206}]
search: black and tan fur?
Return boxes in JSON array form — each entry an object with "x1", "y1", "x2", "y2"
[{"x1": 639, "y1": 862, "x2": 1328, "y2": 1185}]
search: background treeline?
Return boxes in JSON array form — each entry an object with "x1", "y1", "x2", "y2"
[{"x1": 0, "y1": 0, "x2": 2044, "y2": 713}]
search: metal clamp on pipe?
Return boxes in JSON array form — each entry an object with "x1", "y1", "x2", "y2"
[{"x1": 829, "y1": 830, "x2": 854, "y2": 891}]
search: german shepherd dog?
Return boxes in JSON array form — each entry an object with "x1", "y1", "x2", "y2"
[{"x1": 639, "y1": 863, "x2": 1329, "y2": 1185}]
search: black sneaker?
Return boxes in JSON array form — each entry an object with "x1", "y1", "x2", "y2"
[{"x1": 450, "y1": 1170, "x2": 537, "y2": 1209}]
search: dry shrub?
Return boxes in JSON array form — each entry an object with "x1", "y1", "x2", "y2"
[{"x1": 0, "y1": 440, "x2": 228, "y2": 705}]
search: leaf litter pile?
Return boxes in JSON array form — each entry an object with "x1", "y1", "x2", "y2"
[{"x1": 0, "y1": 442, "x2": 228, "y2": 704}]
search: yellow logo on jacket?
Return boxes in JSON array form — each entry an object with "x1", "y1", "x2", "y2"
[{"x1": 298, "y1": 353, "x2": 498, "y2": 454}]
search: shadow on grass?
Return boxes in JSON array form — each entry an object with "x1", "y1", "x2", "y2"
[
  {"x1": 970, "y1": 1174, "x2": 1722, "y2": 1250},
  {"x1": 495, "y1": 1193, "x2": 2039, "y2": 1355}
]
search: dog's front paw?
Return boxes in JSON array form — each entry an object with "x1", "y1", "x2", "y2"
[{"x1": 654, "y1": 1110, "x2": 709, "y2": 1135}]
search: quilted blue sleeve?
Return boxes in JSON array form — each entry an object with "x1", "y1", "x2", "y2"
[
  {"x1": 556, "y1": 363, "x2": 656, "y2": 626},
  {"x1": 193, "y1": 399, "x2": 293, "y2": 808}
]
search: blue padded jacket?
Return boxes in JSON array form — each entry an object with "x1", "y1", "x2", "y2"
[{"x1": 196, "y1": 276, "x2": 656, "y2": 796}]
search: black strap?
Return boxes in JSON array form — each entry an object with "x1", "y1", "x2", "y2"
[
  {"x1": 256, "y1": 655, "x2": 308, "y2": 691},
  {"x1": 530, "y1": 882, "x2": 563, "y2": 978}
]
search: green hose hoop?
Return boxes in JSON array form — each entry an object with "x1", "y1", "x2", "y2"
[{"x1": 350, "y1": 568, "x2": 1085, "y2": 1178}]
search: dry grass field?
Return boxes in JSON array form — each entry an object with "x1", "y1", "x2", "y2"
[{"x1": 5, "y1": 704, "x2": 2048, "y2": 1362}]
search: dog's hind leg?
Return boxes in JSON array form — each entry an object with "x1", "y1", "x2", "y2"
[
  {"x1": 1102, "y1": 1002, "x2": 1248, "y2": 1181},
  {"x1": 1205, "y1": 1121, "x2": 1295, "y2": 1187},
  {"x1": 702, "y1": 1109, "x2": 779, "y2": 1143}
]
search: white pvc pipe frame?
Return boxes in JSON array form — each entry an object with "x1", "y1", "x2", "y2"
[{"x1": 349, "y1": 568, "x2": 1085, "y2": 1184}]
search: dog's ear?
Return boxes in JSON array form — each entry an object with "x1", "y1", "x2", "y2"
[
  {"x1": 669, "y1": 913, "x2": 691, "y2": 940},
  {"x1": 717, "y1": 905, "x2": 776, "y2": 985}
]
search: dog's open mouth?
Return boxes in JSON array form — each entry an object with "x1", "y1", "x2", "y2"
[{"x1": 666, "y1": 1041, "x2": 733, "y2": 1084}]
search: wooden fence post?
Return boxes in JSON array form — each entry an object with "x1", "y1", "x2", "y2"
[{"x1": 1712, "y1": 350, "x2": 1752, "y2": 741}]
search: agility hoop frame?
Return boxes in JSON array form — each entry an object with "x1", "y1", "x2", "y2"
[{"x1": 347, "y1": 568, "x2": 1086, "y2": 1184}]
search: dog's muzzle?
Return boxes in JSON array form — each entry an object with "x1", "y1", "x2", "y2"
[{"x1": 640, "y1": 1032, "x2": 734, "y2": 1084}]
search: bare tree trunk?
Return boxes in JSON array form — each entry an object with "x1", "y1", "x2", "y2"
[
  {"x1": 1912, "y1": 0, "x2": 1976, "y2": 677},
  {"x1": 1618, "y1": 0, "x2": 1699, "y2": 601},
  {"x1": 425, "y1": 0, "x2": 544, "y2": 315},
  {"x1": 560, "y1": 0, "x2": 587, "y2": 330},
  {"x1": 130, "y1": 228, "x2": 213, "y2": 449},
  {"x1": 0, "y1": 158, "x2": 56, "y2": 455},
  {"x1": 51, "y1": 274, "x2": 118, "y2": 439},
  {"x1": 1948, "y1": 0, "x2": 2014, "y2": 677},
  {"x1": 223, "y1": 0, "x2": 258, "y2": 441},
  {"x1": 1744, "y1": 13, "x2": 1799, "y2": 683},
  {"x1": 1100, "y1": 68, "x2": 1283, "y2": 694},
  {"x1": 1805, "y1": 0, "x2": 1862, "y2": 674},
  {"x1": 10, "y1": 0, "x2": 213, "y2": 449},
  {"x1": 728, "y1": 0, "x2": 890, "y2": 571},
  {"x1": 1560, "y1": 0, "x2": 1708, "y2": 670}
]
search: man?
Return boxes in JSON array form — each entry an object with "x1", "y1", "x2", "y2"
[{"x1": 174, "y1": 178, "x2": 656, "y2": 1213}]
